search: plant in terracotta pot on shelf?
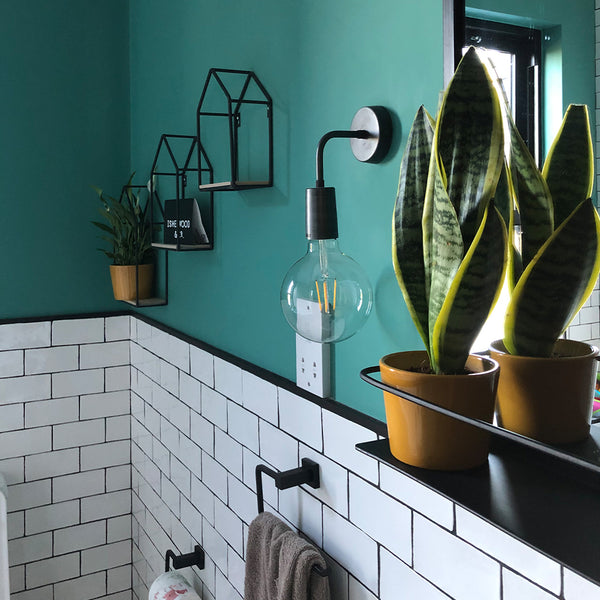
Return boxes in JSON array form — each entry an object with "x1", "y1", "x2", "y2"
[
  {"x1": 92, "y1": 176, "x2": 155, "y2": 302},
  {"x1": 382, "y1": 47, "x2": 508, "y2": 470},
  {"x1": 489, "y1": 102, "x2": 600, "y2": 445}
]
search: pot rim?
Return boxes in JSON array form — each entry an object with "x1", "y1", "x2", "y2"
[
  {"x1": 490, "y1": 339, "x2": 599, "y2": 361},
  {"x1": 380, "y1": 350, "x2": 499, "y2": 379}
]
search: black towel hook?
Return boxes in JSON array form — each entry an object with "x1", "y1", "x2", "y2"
[{"x1": 164, "y1": 545, "x2": 205, "y2": 572}]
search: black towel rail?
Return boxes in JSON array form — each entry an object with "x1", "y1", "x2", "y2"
[
  {"x1": 164, "y1": 545, "x2": 205, "y2": 572},
  {"x1": 255, "y1": 458, "x2": 329, "y2": 578}
]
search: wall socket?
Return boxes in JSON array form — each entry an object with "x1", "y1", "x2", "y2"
[{"x1": 295, "y1": 299, "x2": 331, "y2": 397}]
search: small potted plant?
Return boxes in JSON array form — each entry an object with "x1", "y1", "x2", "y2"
[
  {"x1": 92, "y1": 176, "x2": 155, "y2": 302},
  {"x1": 490, "y1": 103, "x2": 600, "y2": 444},
  {"x1": 382, "y1": 47, "x2": 507, "y2": 470}
]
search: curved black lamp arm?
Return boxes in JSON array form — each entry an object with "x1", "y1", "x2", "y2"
[{"x1": 315, "y1": 130, "x2": 370, "y2": 187}]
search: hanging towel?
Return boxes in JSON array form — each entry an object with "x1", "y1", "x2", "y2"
[
  {"x1": 245, "y1": 511, "x2": 331, "y2": 600},
  {"x1": 148, "y1": 570, "x2": 200, "y2": 600}
]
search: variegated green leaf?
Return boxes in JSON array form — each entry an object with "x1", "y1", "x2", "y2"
[
  {"x1": 506, "y1": 112, "x2": 553, "y2": 270},
  {"x1": 543, "y1": 104, "x2": 594, "y2": 228},
  {"x1": 433, "y1": 204, "x2": 507, "y2": 374},
  {"x1": 437, "y1": 46, "x2": 504, "y2": 249},
  {"x1": 393, "y1": 106, "x2": 435, "y2": 350},
  {"x1": 504, "y1": 198, "x2": 600, "y2": 357},
  {"x1": 427, "y1": 159, "x2": 464, "y2": 374}
]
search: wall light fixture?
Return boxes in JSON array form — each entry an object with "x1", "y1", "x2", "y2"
[{"x1": 281, "y1": 106, "x2": 393, "y2": 343}]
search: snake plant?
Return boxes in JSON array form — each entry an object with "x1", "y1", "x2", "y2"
[
  {"x1": 502, "y1": 104, "x2": 600, "y2": 357},
  {"x1": 393, "y1": 48, "x2": 507, "y2": 374}
]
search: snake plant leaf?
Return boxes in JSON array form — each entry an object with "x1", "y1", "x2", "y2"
[
  {"x1": 432, "y1": 204, "x2": 507, "y2": 374},
  {"x1": 393, "y1": 106, "x2": 435, "y2": 350},
  {"x1": 506, "y1": 112, "x2": 553, "y2": 271},
  {"x1": 504, "y1": 197, "x2": 600, "y2": 357},
  {"x1": 542, "y1": 104, "x2": 594, "y2": 229},
  {"x1": 436, "y1": 46, "x2": 504, "y2": 249}
]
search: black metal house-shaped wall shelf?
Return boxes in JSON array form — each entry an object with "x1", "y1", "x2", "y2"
[
  {"x1": 149, "y1": 134, "x2": 214, "y2": 251},
  {"x1": 196, "y1": 69, "x2": 273, "y2": 191}
]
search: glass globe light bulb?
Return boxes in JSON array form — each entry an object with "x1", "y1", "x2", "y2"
[{"x1": 281, "y1": 238, "x2": 373, "y2": 343}]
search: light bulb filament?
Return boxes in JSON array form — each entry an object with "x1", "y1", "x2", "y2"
[{"x1": 315, "y1": 279, "x2": 336, "y2": 314}]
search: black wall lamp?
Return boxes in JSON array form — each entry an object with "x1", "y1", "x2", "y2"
[{"x1": 281, "y1": 106, "x2": 393, "y2": 343}]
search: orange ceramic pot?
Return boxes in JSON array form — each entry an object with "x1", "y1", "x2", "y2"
[
  {"x1": 379, "y1": 351, "x2": 499, "y2": 471},
  {"x1": 490, "y1": 339, "x2": 598, "y2": 444},
  {"x1": 109, "y1": 264, "x2": 153, "y2": 301}
]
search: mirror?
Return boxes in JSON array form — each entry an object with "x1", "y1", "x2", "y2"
[{"x1": 445, "y1": 0, "x2": 600, "y2": 474}]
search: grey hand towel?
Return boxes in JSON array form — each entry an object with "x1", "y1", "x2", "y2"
[{"x1": 245, "y1": 511, "x2": 331, "y2": 600}]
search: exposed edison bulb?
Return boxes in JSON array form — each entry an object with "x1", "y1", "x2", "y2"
[{"x1": 281, "y1": 239, "x2": 373, "y2": 343}]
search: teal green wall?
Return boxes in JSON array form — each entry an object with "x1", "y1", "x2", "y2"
[
  {"x1": 129, "y1": 0, "x2": 443, "y2": 418},
  {"x1": 0, "y1": 1, "x2": 130, "y2": 317},
  {"x1": 466, "y1": 0, "x2": 595, "y2": 157}
]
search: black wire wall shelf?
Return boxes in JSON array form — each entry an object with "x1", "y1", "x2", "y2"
[{"x1": 197, "y1": 68, "x2": 273, "y2": 191}]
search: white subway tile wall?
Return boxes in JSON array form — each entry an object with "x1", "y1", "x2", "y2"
[
  {"x1": 0, "y1": 317, "x2": 132, "y2": 600},
  {"x1": 4, "y1": 314, "x2": 600, "y2": 599}
]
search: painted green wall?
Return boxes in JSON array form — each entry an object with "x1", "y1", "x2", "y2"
[
  {"x1": 0, "y1": 1, "x2": 130, "y2": 318},
  {"x1": 129, "y1": 0, "x2": 444, "y2": 418}
]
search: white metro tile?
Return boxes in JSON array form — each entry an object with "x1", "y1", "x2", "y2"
[
  {"x1": 106, "y1": 315, "x2": 131, "y2": 341},
  {"x1": 414, "y1": 514, "x2": 500, "y2": 600},
  {"x1": 24, "y1": 396, "x2": 78, "y2": 428},
  {"x1": 52, "y1": 368, "x2": 104, "y2": 398},
  {"x1": 130, "y1": 343, "x2": 160, "y2": 382},
  {"x1": 81, "y1": 539, "x2": 131, "y2": 574},
  {"x1": 323, "y1": 506, "x2": 378, "y2": 593},
  {"x1": 8, "y1": 532, "x2": 52, "y2": 566},
  {"x1": 0, "y1": 404, "x2": 24, "y2": 432},
  {"x1": 54, "y1": 521, "x2": 107, "y2": 555},
  {"x1": 24, "y1": 345, "x2": 78, "y2": 374},
  {"x1": 81, "y1": 440, "x2": 130, "y2": 470},
  {"x1": 380, "y1": 547, "x2": 450, "y2": 600},
  {"x1": 0, "y1": 350, "x2": 23, "y2": 378},
  {"x1": 191, "y1": 476, "x2": 215, "y2": 526},
  {"x1": 279, "y1": 388, "x2": 323, "y2": 451},
  {"x1": 81, "y1": 390, "x2": 130, "y2": 419},
  {"x1": 502, "y1": 569, "x2": 559, "y2": 600},
  {"x1": 107, "y1": 465, "x2": 131, "y2": 492},
  {"x1": 191, "y1": 409, "x2": 215, "y2": 454},
  {"x1": 322, "y1": 411, "x2": 378, "y2": 483},
  {"x1": 190, "y1": 345, "x2": 214, "y2": 386},
  {"x1": 25, "y1": 551, "x2": 80, "y2": 588},
  {"x1": 53, "y1": 469, "x2": 105, "y2": 502},
  {"x1": 349, "y1": 576, "x2": 378, "y2": 600},
  {"x1": 279, "y1": 486, "x2": 323, "y2": 548},
  {"x1": 7, "y1": 480, "x2": 51, "y2": 512},
  {"x1": 242, "y1": 371, "x2": 278, "y2": 424},
  {"x1": 54, "y1": 571, "x2": 107, "y2": 600},
  {"x1": 349, "y1": 474, "x2": 412, "y2": 563},
  {"x1": 7, "y1": 511, "x2": 24, "y2": 539},
  {"x1": 215, "y1": 428, "x2": 243, "y2": 479},
  {"x1": 0, "y1": 374, "x2": 51, "y2": 404},
  {"x1": 0, "y1": 322, "x2": 50, "y2": 351},
  {"x1": 214, "y1": 357, "x2": 243, "y2": 403},
  {"x1": 299, "y1": 444, "x2": 349, "y2": 517},
  {"x1": 215, "y1": 498, "x2": 244, "y2": 555},
  {"x1": 9, "y1": 565, "x2": 24, "y2": 594},
  {"x1": 227, "y1": 546, "x2": 246, "y2": 596},
  {"x1": 564, "y1": 568, "x2": 600, "y2": 600},
  {"x1": 25, "y1": 499, "x2": 79, "y2": 535},
  {"x1": 180, "y1": 371, "x2": 201, "y2": 412},
  {"x1": 202, "y1": 519, "x2": 228, "y2": 574},
  {"x1": 159, "y1": 358, "x2": 179, "y2": 396},
  {"x1": 178, "y1": 435, "x2": 202, "y2": 480},
  {"x1": 456, "y1": 507, "x2": 561, "y2": 594},
  {"x1": 201, "y1": 453, "x2": 228, "y2": 501},
  {"x1": 215, "y1": 567, "x2": 243, "y2": 600},
  {"x1": 227, "y1": 474, "x2": 256, "y2": 527},
  {"x1": 227, "y1": 401, "x2": 259, "y2": 453},
  {"x1": 52, "y1": 318, "x2": 104, "y2": 345},
  {"x1": 201, "y1": 386, "x2": 228, "y2": 430},
  {"x1": 0, "y1": 457, "x2": 24, "y2": 485},
  {"x1": 258, "y1": 421, "x2": 298, "y2": 472},
  {"x1": 81, "y1": 490, "x2": 131, "y2": 522},
  {"x1": 80, "y1": 340, "x2": 130, "y2": 369},
  {"x1": 108, "y1": 515, "x2": 132, "y2": 543},
  {"x1": 53, "y1": 419, "x2": 105, "y2": 450},
  {"x1": 0, "y1": 427, "x2": 51, "y2": 461},
  {"x1": 380, "y1": 464, "x2": 454, "y2": 530},
  {"x1": 107, "y1": 415, "x2": 131, "y2": 442},
  {"x1": 108, "y1": 564, "x2": 132, "y2": 593},
  {"x1": 25, "y1": 448, "x2": 79, "y2": 481},
  {"x1": 154, "y1": 329, "x2": 190, "y2": 373},
  {"x1": 106, "y1": 365, "x2": 131, "y2": 392}
]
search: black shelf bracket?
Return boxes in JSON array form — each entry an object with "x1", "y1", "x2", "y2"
[
  {"x1": 164, "y1": 545, "x2": 205, "y2": 572},
  {"x1": 255, "y1": 458, "x2": 320, "y2": 514}
]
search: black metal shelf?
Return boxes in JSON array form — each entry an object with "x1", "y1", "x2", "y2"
[
  {"x1": 198, "y1": 179, "x2": 271, "y2": 192},
  {"x1": 121, "y1": 296, "x2": 168, "y2": 308}
]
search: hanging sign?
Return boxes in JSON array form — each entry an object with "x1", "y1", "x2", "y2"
[{"x1": 164, "y1": 198, "x2": 208, "y2": 245}]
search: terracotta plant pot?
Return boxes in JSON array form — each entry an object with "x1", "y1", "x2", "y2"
[
  {"x1": 379, "y1": 351, "x2": 499, "y2": 470},
  {"x1": 109, "y1": 264, "x2": 154, "y2": 301},
  {"x1": 490, "y1": 339, "x2": 599, "y2": 444}
]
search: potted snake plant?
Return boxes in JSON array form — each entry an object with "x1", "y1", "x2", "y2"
[
  {"x1": 92, "y1": 176, "x2": 155, "y2": 302},
  {"x1": 382, "y1": 47, "x2": 507, "y2": 470},
  {"x1": 490, "y1": 103, "x2": 600, "y2": 444}
]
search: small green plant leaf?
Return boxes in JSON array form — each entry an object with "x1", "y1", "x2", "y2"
[
  {"x1": 542, "y1": 104, "x2": 594, "y2": 229},
  {"x1": 393, "y1": 106, "x2": 435, "y2": 351},
  {"x1": 504, "y1": 197, "x2": 600, "y2": 357}
]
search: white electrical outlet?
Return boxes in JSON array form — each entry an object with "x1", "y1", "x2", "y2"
[{"x1": 295, "y1": 299, "x2": 331, "y2": 397}]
